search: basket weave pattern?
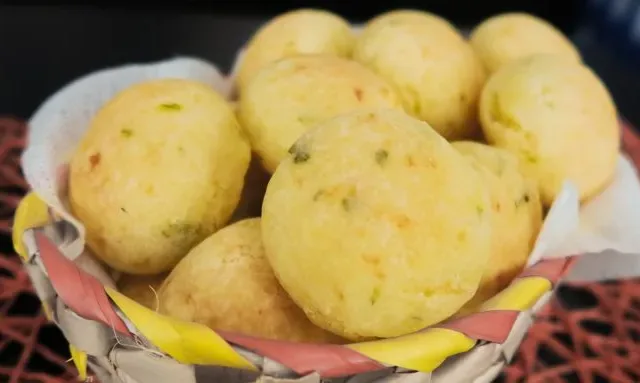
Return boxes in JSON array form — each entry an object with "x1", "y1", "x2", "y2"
[{"x1": 1, "y1": 117, "x2": 640, "y2": 382}]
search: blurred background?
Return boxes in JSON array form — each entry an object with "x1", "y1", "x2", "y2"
[{"x1": 0, "y1": 0, "x2": 639, "y2": 127}]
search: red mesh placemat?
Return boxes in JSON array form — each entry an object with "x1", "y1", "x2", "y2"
[
  {"x1": 0, "y1": 118, "x2": 78, "y2": 383},
  {"x1": 1, "y1": 117, "x2": 640, "y2": 383}
]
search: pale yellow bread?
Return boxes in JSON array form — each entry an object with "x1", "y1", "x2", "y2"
[
  {"x1": 352, "y1": 10, "x2": 486, "y2": 140},
  {"x1": 453, "y1": 141, "x2": 543, "y2": 313},
  {"x1": 238, "y1": 54, "x2": 403, "y2": 172},
  {"x1": 262, "y1": 109, "x2": 493, "y2": 340},
  {"x1": 479, "y1": 55, "x2": 619, "y2": 206},
  {"x1": 236, "y1": 9, "x2": 354, "y2": 94},
  {"x1": 365, "y1": 9, "x2": 457, "y2": 31},
  {"x1": 158, "y1": 218, "x2": 342, "y2": 343},
  {"x1": 117, "y1": 272, "x2": 168, "y2": 310},
  {"x1": 470, "y1": 13, "x2": 581, "y2": 74},
  {"x1": 229, "y1": 154, "x2": 271, "y2": 223},
  {"x1": 69, "y1": 79, "x2": 251, "y2": 274}
]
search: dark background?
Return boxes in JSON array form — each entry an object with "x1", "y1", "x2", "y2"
[
  {"x1": 1, "y1": 0, "x2": 639, "y2": 129},
  {"x1": 0, "y1": 0, "x2": 587, "y2": 25}
]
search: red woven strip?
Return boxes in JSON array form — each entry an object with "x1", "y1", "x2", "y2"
[
  {"x1": 219, "y1": 331, "x2": 384, "y2": 378},
  {"x1": 34, "y1": 232, "x2": 130, "y2": 335},
  {"x1": 439, "y1": 310, "x2": 521, "y2": 344},
  {"x1": 621, "y1": 120, "x2": 640, "y2": 167},
  {"x1": 519, "y1": 257, "x2": 578, "y2": 284},
  {"x1": 437, "y1": 259, "x2": 578, "y2": 344}
]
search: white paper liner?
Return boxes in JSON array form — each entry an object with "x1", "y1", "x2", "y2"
[
  {"x1": 21, "y1": 53, "x2": 640, "y2": 282},
  {"x1": 23, "y1": 56, "x2": 230, "y2": 259}
]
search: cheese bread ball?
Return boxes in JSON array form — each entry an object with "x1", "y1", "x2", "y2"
[
  {"x1": 479, "y1": 56, "x2": 619, "y2": 206},
  {"x1": 229, "y1": 154, "x2": 271, "y2": 223},
  {"x1": 366, "y1": 9, "x2": 457, "y2": 30},
  {"x1": 352, "y1": 11, "x2": 486, "y2": 140},
  {"x1": 117, "y1": 273, "x2": 167, "y2": 310},
  {"x1": 236, "y1": 9, "x2": 355, "y2": 94},
  {"x1": 453, "y1": 142, "x2": 542, "y2": 312},
  {"x1": 229, "y1": 101, "x2": 238, "y2": 115},
  {"x1": 158, "y1": 218, "x2": 341, "y2": 343},
  {"x1": 69, "y1": 79, "x2": 251, "y2": 275},
  {"x1": 470, "y1": 13, "x2": 581, "y2": 75},
  {"x1": 238, "y1": 54, "x2": 403, "y2": 172},
  {"x1": 262, "y1": 109, "x2": 493, "y2": 340}
]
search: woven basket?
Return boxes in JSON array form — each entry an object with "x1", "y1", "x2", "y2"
[
  {"x1": 10, "y1": 88, "x2": 640, "y2": 383},
  {"x1": 13, "y1": 197, "x2": 573, "y2": 383}
]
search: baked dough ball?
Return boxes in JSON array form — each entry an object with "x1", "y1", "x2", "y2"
[
  {"x1": 238, "y1": 55, "x2": 403, "y2": 172},
  {"x1": 453, "y1": 141, "x2": 543, "y2": 312},
  {"x1": 479, "y1": 55, "x2": 619, "y2": 206},
  {"x1": 236, "y1": 9, "x2": 355, "y2": 94},
  {"x1": 366, "y1": 9, "x2": 457, "y2": 30},
  {"x1": 117, "y1": 273, "x2": 167, "y2": 310},
  {"x1": 352, "y1": 10, "x2": 486, "y2": 140},
  {"x1": 229, "y1": 101, "x2": 238, "y2": 115},
  {"x1": 470, "y1": 13, "x2": 581, "y2": 74},
  {"x1": 158, "y1": 218, "x2": 341, "y2": 343},
  {"x1": 229, "y1": 154, "x2": 271, "y2": 223},
  {"x1": 262, "y1": 109, "x2": 493, "y2": 340},
  {"x1": 69, "y1": 79, "x2": 251, "y2": 275}
]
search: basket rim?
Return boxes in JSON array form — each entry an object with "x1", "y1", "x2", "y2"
[{"x1": 12, "y1": 191, "x2": 571, "y2": 378}]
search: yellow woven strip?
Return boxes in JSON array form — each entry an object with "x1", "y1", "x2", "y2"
[
  {"x1": 42, "y1": 301, "x2": 53, "y2": 321},
  {"x1": 12, "y1": 194, "x2": 552, "y2": 375},
  {"x1": 480, "y1": 276, "x2": 552, "y2": 312},
  {"x1": 13, "y1": 193, "x2": 54, "y2": 320},
  {"x1": 348, "y1": 328, "x2": 475, "y2": 372},
  {"x1": 349, "y1": 276, "x2": 551, "y2": 371},
  {"x1": 106, "y1": 287, "x2": 256, "y2": 370},
  {"x1": 12, "y1": 193, "x2": 49, "y2": 260},
  {"x1": 68, "y1": 344, "x2": 88, "y2": 381}
]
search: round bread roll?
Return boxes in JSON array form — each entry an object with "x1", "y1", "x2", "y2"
[
  {"x1": 366, "y1": 9, "x2": 457, "y2": 30},
  {"x1": 453, "y1": 142, "x2": 543, "y2": 312},
  {"x1": 69, "y1": 79, "x2": 251, "y2": 275},
  {"x1": 229, "y1": 101, "x2": 238, "y2": 115},
  {"x1": 470, "y1": 13, "x2": 581, "y2": 75},
  {"x1": 158, "y1": 218, "x2": 341, "y2": 343},
  {"x1": 479, "y1": 56, "x2": 619, "y2": 206},
  {"x1": 117, "y1": 273, "x2": 167, "y2": 310},
  {"x1": 238, "y1": 55, "x2": 403, "y2": 172},
  {"x1": 262, "y1": 109, "x2": 493, "y2": 340},
  {"x1": 236, "y1": 9, "x2": 354, "y2": 94},
  {"x1": 229, "y1": 154, "x2": 271, "y2": 223},
  {"x1": 352, "y1": 11, "x2": 486, "y2": 140}
]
